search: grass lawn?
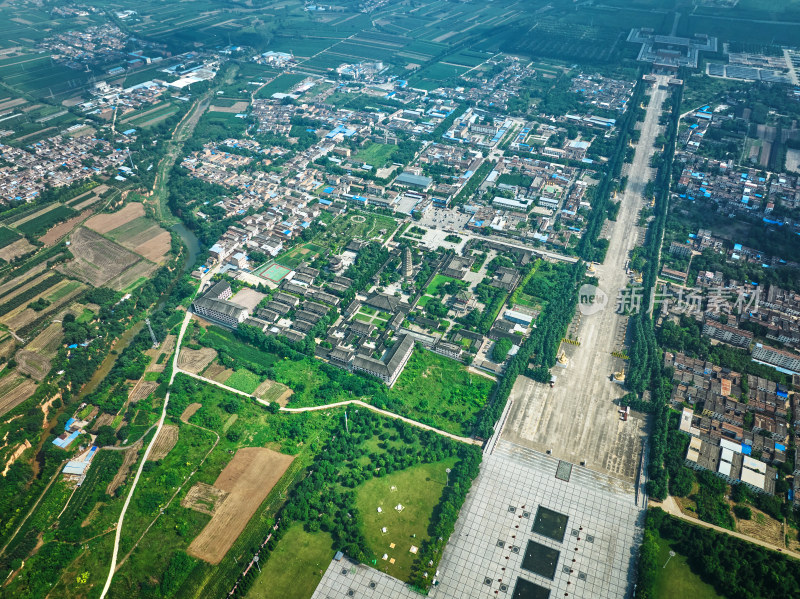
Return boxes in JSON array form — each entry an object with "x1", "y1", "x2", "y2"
[
  {"x1": 356, "y1": 458, "x2": 456, "y2": 582},
  {"x1": 388, "y1": 348, "x2": 494, "y2": 436},
  {"x1": 652, "y1": 535, "x2": 722, "y2": 599},
  {"x1": 246, "y1": 524, "x2": 334, "y2": 599},
  {"x1": 425, "y1": 274, "x2": 460, "y2": 297},
  {"x1": 354, "y1": 142, "x2": 397, "y2": 167},
  {"x1": 76, "y1": 308, "x2": 94, "y2": 323},
  {"x1": 225, "y1": 368, "x2": 261, "y2": 394},
  {"x1": 416, "y1": 295, "x2": 433, "y2": 308}
]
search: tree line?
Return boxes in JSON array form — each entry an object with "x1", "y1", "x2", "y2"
[
  {"x1": 637, "y1": 507, "x2": 800, "y2": 599},
  {"x1": 473, "y1": 260, "x2": 584, "y2": 439},
  {"x1": 576, "y1": 75, "x2": 645, "y2": 262}
]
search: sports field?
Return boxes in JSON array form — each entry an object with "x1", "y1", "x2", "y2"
[{"x1": 255, "y1": 262, "x2": 292, "y2": 282}]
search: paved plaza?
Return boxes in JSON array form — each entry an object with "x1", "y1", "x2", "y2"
[{"x1": 311, "y1": 440, "x2": 643, "y2": 599}]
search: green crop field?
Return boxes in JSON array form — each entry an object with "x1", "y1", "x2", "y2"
[
  {"x1": 356, "y1": 458, "x2": 456, "y2": 582},
  {"x1": 0, "y1": 227, "x2": 21, "y2": 249},
  {"x1": 16, "y1": 205, "x2": 77, "y2": 237},
  {"x1": 254, "y1": 73, "x2": 308, "y2": 99},
  {"x1": 225, "y1": 368, "x2": 261, "y2": 394},
  {"x1": 46, "y1": 280, "x2": 82, "y2": 302}
]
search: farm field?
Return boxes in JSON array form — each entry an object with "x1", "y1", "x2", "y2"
[
  {"x1": 106, "y1": 216, "x2": 172, "y2": 264},
  {"x1": 252, "y1": 379, "x2": 292, "y2": 406},
  {"x1": 245, "y1": 524, "x2": 334, "y2": 599},
  {"x1": 1, "y1": 278, "x2": 85, "y2": 332},
  {"x1": 25, "y1": 321, "x2": 65, "y2": 357},
  {"x1": 224, "y1": 369, "x2": 261, "y2": 394},
  {"x1": 0, "y1": 237, "x2": 34, "y2": 261},
  {"x1": 356, "y1": 458, "x2": 456, "y2": 581},
  {"x1": 38, "y1": 208, "x2": 94, "y2": 246},
  {"x1": 85, "y1": 202, "x2": 144, "y2": 235},
  {"x1": 147, "y1": 424, "x2": 179, "y2": 461},
  {"x1": 188, "y1": 447, "x2": 295, "y2": 564},
  {"x1": 58, "y1": 227, "x2": 145, "y2": 289},
  {"x1": 15, "y1": 349, "x2": 50, "y2": 380},
  {"x1": 0, "y1": 372, "x2": 36, "y2": 416},
  {"x1": 179, "y1": 347, "x2": 218, "y2": 374},
  {"x1": 254, "y1": 74, "x2": 309, "y2": 99}
]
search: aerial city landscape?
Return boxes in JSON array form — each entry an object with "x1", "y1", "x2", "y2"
[{"x1": 2, "y1": 0, "x2": 800, "y2": 598}]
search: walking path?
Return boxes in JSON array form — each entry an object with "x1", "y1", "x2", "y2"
[
  {"x1": 657, "y1": 496, "x2": 800, "y2": 560},
  {"x1": 178, "y1": 367, "x2": 479, "y2": 445},
  {"x1": 98, "y1": 307, "x2": 195, "y2": 598},
  {"x1": 98, "y1": 263, "x2": 481, "y2": 594}
]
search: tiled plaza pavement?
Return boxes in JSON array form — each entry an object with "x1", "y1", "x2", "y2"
[{"x1": 311, "y1": 439, "x2": 643, "y2": 599}]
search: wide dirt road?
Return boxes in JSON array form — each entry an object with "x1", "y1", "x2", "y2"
[{"x1": 501, "y1": 76, "x2": 671, "y2": 484}]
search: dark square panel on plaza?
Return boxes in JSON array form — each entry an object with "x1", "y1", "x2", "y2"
[
  {"x1": 521, "y1": 540, "x2": 560, "y2": 580},
  {"x1": 531, "y1": 506, "x2": 569, "y2": 543},
  {"x1": 512, "y1": 577, "x2": 551, "y2": 599}
]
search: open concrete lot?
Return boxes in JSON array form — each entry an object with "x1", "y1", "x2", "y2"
[
  {"x1": 501, "y1": 77, "x2": 670, "y2": 483},
  {"x1": 311, "y1": 441, "x2": 642, "y2": 599}
]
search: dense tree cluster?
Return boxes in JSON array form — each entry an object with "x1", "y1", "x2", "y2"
[
  {"x1": 340, "y1": 242, "x2": 390, "y2": 308},
  {"x1": 637, "y1": 508, "x2": 800, "y2": 599},
  {"x1": 230, "y1": 411, "x2": 482, "y2": 595}
]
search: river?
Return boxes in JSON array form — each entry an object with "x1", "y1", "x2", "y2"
[{"x1": 172, "y1": 222, "x2": 201, "y2": 273}]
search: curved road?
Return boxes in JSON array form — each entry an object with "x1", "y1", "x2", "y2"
[
  {"x1": 98, "y1": 308, "x2": 194, "y2": 599},
  {"x1": 658, "y1": 496, "x2": 800, "y2": 560},
  {"x1": 99, "y1": 272, "x2": 481, "y2": 594},
  {"x1": 176, "y1": 368, "x2": 480, "y2": 446}
]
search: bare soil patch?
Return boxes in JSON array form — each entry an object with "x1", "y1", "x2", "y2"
[
  {"x1": 15, "y1": 349, "x2": 50, "y2": 381},
  {"x1": 147, "y1": 424, "x2": 178, "y2": 461},
  {"x1": 180, "y1": 402, "x2": 202, "y2": 423},
  {"x1": 202, "y1": 362, "x2": 232, "y2": 382},
  {"x1": 85, "y1": 203, "x2": 144, "y2": 234},
  {"x1": 92, "y1": 412, "x2": 115, "y2": 432},
  {"x1": 178, "y1": 347, "x2": 217, "y2": 374},
  {"x1": 188, "y1": 447, "x2": 294, "y2": 564},
  {"x1": 208, "y1": 101, "x2": 249, "y2": 113},
  {"x1": 39, "y1": 209, "x2": 92, "y2": 246},
  {"x1": 145, "y1": 334, "x2": 175, "y2": 373},
  {"x1": 736, "y1": 506, "x2": 785, "y2": 547},
  {"x1": 59, "y1": 227, "x2": 141, "y2": 288},
  {"x1": 182, "y1": 482, "x2": 229, "y2": 516},
  {"x1": 0, "y1": 238, "x2": 35, "y2": 261},
  {"x1": 128, "y1": 380, "x2": 158, "y2": 403},
  {"x1": 132, "y1": 229, "x2": 171, "y2": 263},
  {"x1": 106, "y1": 440, "x2": 142, "y2": 495},
  {"x1": 253, "y1": 379, "x2": 292, "y2": 406}
]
